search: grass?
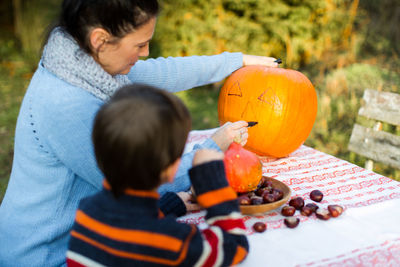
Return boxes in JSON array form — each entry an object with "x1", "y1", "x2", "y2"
[
  {"x1": 175, "y1": 84, "x2": 221, "y2": 130},
  {"x1": 307, "y1": 62, "x2": 400, "y2": 181},
  {"x1": 0, "y1": 38, "x2": 34, "y2": 201}
]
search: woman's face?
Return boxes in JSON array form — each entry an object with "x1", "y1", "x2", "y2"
[{"x1": 97, "y1": 17, "x2": 157, "y2": 76}]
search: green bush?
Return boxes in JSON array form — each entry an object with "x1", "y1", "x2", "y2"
[{"x1": 153, "y1": 0, "x2": 354, "y2": 69}]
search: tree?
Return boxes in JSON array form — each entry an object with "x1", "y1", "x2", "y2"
[{"x1": 12, "y1": 0, "x2": 61, "y2": 63}]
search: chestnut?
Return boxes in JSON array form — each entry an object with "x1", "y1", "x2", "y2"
[
  {"x1": 281, "y1": 206, "x2": 296, "y2": 217},
  {"x1": 263, "y1": 193, "x2": 276, "y2": 203},
  {"x1": 328, "y1": 205, "x2": 344, "y2": 217},
  {"x1": 289, "y1": 197, "x2": 304, "y2": 210},
  {"x1": 284, "y1": 217, "x2": 300, "y2": 228},
  {"x1": 258, "y1": 177, "x2": 267, "y2": 187},
  {"x1": 260, "y1": 178, "x2": 273, "y2": 188},
  {"x1": 238, "y1": 195, "x2": 251, "y2": 205},
  {"x1": 271, "y1": 188, "x2": 284, "y2": 201},
  {"x1": 255, "y1": 187, "x2": 270, "y2": 197},
  {"x1": 310, "y1": 190, "x2": 323, "y2": 202},
  {"x1": 300, "y1": 206, "x2": 313, "y2": 216},
  {"x1": 247, "y1": 191, "x2": 256, "y2": 198},
  {"x1": 305, "y1": 203, "x2": 319, "y2": 212},
  {"x1": 250, "y1": 196, "x2": 263, "y2": 205},
  {"x1": 253, "y1": 222, "x2": 267, "y2": 233},
  {"x1": 315, "y1": 209, "x2": 331, "y2": 220}
]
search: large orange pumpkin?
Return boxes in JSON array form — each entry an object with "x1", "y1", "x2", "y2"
[
  {"x1": 218, "y1": 66, "x2": 317, "y2": 158},
  {"x1": 224, "y1": 142, "x2": 262, "y2": 193}
]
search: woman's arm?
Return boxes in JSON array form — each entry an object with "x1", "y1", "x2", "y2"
[
  {"x1": 42, "y1": 87, "x2": 105, "y2": 190},
  {"x1": 128, "y1": 53, "x2": 279, "y2": 92},
  {"x1": 127, "y1": 52, "x2": 243, "y2": 92},
  {"x1": 158, "y1": 138, "x2": 220, "y2": 195}
]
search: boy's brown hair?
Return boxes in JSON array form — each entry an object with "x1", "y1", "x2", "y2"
[{"x1": 92, "y1": 84, "x2": 191, "y2": 197}]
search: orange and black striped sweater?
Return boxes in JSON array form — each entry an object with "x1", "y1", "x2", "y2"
[{"x1": 67, "y1": 160, "x2": 249, "y2": 266}]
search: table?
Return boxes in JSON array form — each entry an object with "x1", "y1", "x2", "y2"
[{"x1": 179, "y1": 129, "x2": 400, "y2": 266}]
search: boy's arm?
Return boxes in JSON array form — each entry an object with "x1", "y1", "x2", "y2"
[
  {"x1": 159, "y1": 192, "x2": 201, "y2": 217},
  {"x1": 188, "y1": 153, "x2": 249, "y2": 266},
  {"x1": 158, "y1": 192, "x2": 187, "y2": 217}
]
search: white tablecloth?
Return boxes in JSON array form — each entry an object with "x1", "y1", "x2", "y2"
[{"x1": 179, "y1": 129, "x2": 400, "y2": 266}]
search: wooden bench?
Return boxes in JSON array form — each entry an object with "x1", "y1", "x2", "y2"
[{"x1": 348, "y1": 89, "x2": 400, "y2": 171}]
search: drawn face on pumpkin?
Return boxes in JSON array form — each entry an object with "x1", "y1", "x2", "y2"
[
  {"x1": 225, "y1": 80, "x2": 284, "y2": 121},
  {"x1": 218, "y1": 66, "x2": 317, "y2": 158}
]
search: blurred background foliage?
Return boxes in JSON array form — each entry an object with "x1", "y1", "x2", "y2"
[{"x1": 1, "y1": 0, "x2": 400, "y2": 200}]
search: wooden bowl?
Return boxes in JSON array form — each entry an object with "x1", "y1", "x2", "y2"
[{"x1": 240, "y1": 177, "x2": 291, "y2": 215}]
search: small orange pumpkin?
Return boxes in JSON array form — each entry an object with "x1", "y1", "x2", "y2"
[
  {"x1": 218, "y1": 66, "x2": 317, "y2": 158},
  {"x1": 224, "y1": 142, "x2": 262, "y2": 193}
]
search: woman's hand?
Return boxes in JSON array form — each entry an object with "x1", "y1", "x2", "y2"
[
  {"x1": 243, "y1": 55, "x2": 279, "y2": 68},
  {"x1": 211, "y1": 121, "x2": 249, "y2": 152},
  {"x1": 176, "y1": 191, "x2": 201, "y2": 212}
]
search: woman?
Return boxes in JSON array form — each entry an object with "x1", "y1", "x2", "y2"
[{"x1": 0, "y1": 0, "x2": 278, "y2": 265}]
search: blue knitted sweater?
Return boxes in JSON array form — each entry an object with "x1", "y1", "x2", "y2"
[
  {"x1": 0, "y1": 52, "x2": 243, "y2": 266},
  {"x1": 67, "y1": 161, "x2": 249, "y2": 267}
]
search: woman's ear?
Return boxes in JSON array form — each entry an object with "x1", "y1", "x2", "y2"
[
  {"x1": 89, "y1": 28, "x2": 111, "y2": 52},
  {"x1": 161, "y1": 158, "x2": 182, "y2": 184}
]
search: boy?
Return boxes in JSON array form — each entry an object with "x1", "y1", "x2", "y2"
[{"x1": 67, "y1": 84, "x2": 249, "y2": 266}]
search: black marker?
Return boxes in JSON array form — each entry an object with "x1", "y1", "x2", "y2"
[
  {"x1": 247, "y1": 121, "x2": 258, "y2": 128},
  {"x1": 274, "y1": 58, "x2": 282, "y2": 64}
]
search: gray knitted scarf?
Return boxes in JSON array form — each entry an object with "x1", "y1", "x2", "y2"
[{"x1": 42, "y1": 28, "x2": 130, "y2": 101}]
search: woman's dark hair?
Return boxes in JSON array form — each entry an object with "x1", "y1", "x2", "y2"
[
  {"x1": 92, "y1": 84, "x2": 191, "y2": 197},
  {"x1": 55, "y1": 0, "x2": 159, "y2": 54}
]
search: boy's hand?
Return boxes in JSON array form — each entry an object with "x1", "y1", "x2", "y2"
[
  {"x1": 192, "y1": 149, "x2": 224, "y2": 166},
  {"x1": 176, "y1": 192, "x2": 200, "y2": 212},
  {"x1": 211, "y1": 121, "x2": 248, "y2": 151}
]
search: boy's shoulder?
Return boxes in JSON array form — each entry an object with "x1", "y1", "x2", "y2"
[{"x1": 76, "y1": 190, "x2": 107, "y2": 214}]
